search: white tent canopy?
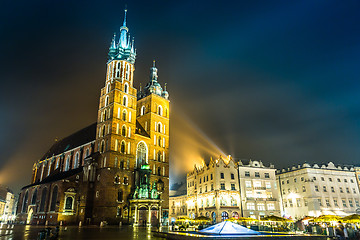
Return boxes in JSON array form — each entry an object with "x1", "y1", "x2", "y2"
[{"x1": 199, "y1": 221, "x2": 260, "y2": 235}]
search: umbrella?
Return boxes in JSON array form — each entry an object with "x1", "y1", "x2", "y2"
[
  {"x1": 342, "y1": 214, "x2": 360, "y2": 223},
  {"x1": 194, "y1": 216, "x2": 211, "y2": 221},
  {"x1": 261, "y1": 215, "x2": 293, "y2": 222},
  {"x1": 313, "y1": 215, "x2": 341, "y2": 222},
  {"x1": 226, "y1": 217, "x2": 258, "y2": 222}
]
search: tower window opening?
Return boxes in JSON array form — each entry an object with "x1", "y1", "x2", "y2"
[
  {"x1": 120, "y1": 141, "x2": 126, "y2": 154},
  {"x1": 123, "y1": 96, "x2": 127, "y2": 107},
  {"x1": 118, "y1": 190, "x2": 123, "y2": 201},
  {"x1": 157, "y1": 123, "x2": 162, "y2": 133},
  {"x1": 124, "y1": 83, "x2": 129, "y2": 93},
  {"x1": 141, "y1": 106, "x2": 145, "y2": 115},
  {"x1": 158, "y1": 105, "x2": 163, "y2": 116},
  {"x1": 125, "y1": 65, "x2": 130, "y2": 80},
  {"x1": 136, "y1": 142, "x2": 148, "y2": 168},
  {"x1": 122, "y1": 110, "x2": 127, "y2": 121},
  {"x1": 105, "y1": 96, "x2": 109, "y2": 106},
  {"x1": 122, "y1": 125, "x2": 126, "y2": 137}
]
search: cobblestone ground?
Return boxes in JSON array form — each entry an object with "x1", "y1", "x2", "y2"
[{"x1": 0, "y1": 224, "x2": 166, "y2": 240}]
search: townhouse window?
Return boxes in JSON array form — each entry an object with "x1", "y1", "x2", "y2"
[
  {"x1": 297, "y1": 199, "x2": 301, "y2": 207},
  {"x1": 257, "y1": 203, "x2": 265, "y2": 210},
  {"x1": 313, "y1": 177, "x2": 316, "y2": 181},
  {"x1": 287, "y1": 180, "x2": 289, "y2": 184},
  {"x1": 326, "y1": 199, "x2": 331, "y2": 207},
  {"x1": 334, "y1": 199, "x2": 338, "y2": 207},
  {"x1": 294, "y1": 178, "x2": 297, "y2": 183},
  {"x1": 344, "y1": 179, "x2": 348, "y2": 183},
  {"x1": 350, "y1": 179, "x2": 354, "y2": 183},
  {"x1": 301, "y1": 177, "x2": 304, "y2": 181},
  {"x1": 329, "y1": 178, "x2": 332, "y2": 182},
  {"x1": 231, "y1": 173, "x2": 235, "y2": 180},
  {"x1": 245, "y1": 171, "x2": 250, "y2": 177},
  {"x1": 349, "y1": 199, "x2": 353, "y2": 207},
  {"x1": 304, "y1": 199, "x2": 308, "y2": 206},
  {"x1": 302, "y1": 186, "x2": 306, "y2": 192},
  {"x1": 267, "y1": 203, "x2": 275, "y2": 210},
  {"x1": 337, "y1": 178, "x2": 341, "y2": 182},
  {"x1": 346, "y1": 188, "x2": 350, "y2": 193},
  {"x1": 318, "y1": 199, "x2": 322, "y2": 207},
  {"x1": 205, "y1": 186, "x2": 207, "y2": 192},
  {"x1": 231, "y1": 184, "x2": 236, "y2": 190},
  {"x1": 323, "y1": 186, "x2": 327, "y2": 192},
  {"x1": 200, "y1": 178, "x2": 202, "y2": 184},
  {"x1": 281, "y1": 180, "x2": 284, "y2": 184},
  {"x1": 220, "y1": 173, "x2": 224, "y2": 179},
  {"x1": 321, "y1": 177, "x2": 324, "y2": 181},
  {"x1": 331, "y1": 187, "x2": 335, "y2": 193},
  {"x1": 315, "y1": 186, "x2": 319, "y2": 192},
  {"x1": 211, "y1": 184, "x2": 214, "y2": 191},
  {"x1": 245, "y1": 181, "x2": 251, "y2": 188},
  {"x1": 342, "y1": 199, "x2": 347, "y2": 207},
  {"x1": 355, "y1": 200, "x2": 359, "y2": 207},
  {"x1": 264, "y1": 173, "x2": 270, "y2": 178},
  {"x1": 210, "y1": 174, "x2": 213, "y2": 180},
  {"x1": 353, "y1": 188, "x2": 357, "y2": 194},
  {"x1": 265, "y1": 182, "x2": 271, "y2": 189},
  {"x1": 206, "y1": 176, "x2": 208, "y2": 181},
  {"x1": 199, "y1": 187, "x2": 202, "y2": 193},
  {"x1": 220, "y1": 183, "x2": 225, "y2": 190},
  {"x1": 247, "y1": 203, "x2": 255, "y2": 210},
  {"x1": 340, "y1": 187, "x2": 343, "y2": 193},
  {"x1": 255, "y1": 172, "x2": 260, "y2": 178},
  {"x1": 289, "y1": 199, "x2": 293, "y2": 207}
]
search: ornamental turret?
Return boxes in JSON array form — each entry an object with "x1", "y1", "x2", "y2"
[
  {"x1": 138, "y1": 61, "x2": 169, "y2": 100},
  {"x1": 108, "y1": 8, "x2": 136, "y2": 64}
]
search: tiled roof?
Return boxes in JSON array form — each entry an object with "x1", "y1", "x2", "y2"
[
  {"x1": 40, "y1": 123, "x2": 97, "y2": 160},
  {"x1": 21, "y1": 167, "x2": 83, "y2": 190}
]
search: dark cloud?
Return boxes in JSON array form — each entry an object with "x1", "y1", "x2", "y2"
[{"x1": 1, "y1": 0, "x2": 360, "y2": 192}]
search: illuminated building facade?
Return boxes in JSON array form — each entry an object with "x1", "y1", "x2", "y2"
[
  {"x1": 186, "y1": 157, "x2": 241, "y2": 223},
  {"x1": 16, "y1": 10, "x2": 170, "y2": 226},
  {"x1": 278, "y1": 162, "x2": 360, "y2": 220},
  {"x1": 238, "y1": 160, "x2": 281, "y2": 219},
  {"x1": 0, "y1": 186, "x2": 16, "y2": 222}
]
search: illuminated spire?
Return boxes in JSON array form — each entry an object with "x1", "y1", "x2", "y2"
[
  {"x1": 123, "y1": 8, "x2": 127, "y2": 27},
  {"x1": 110, "y1": 33, "x2": 116, "y2": 49}
]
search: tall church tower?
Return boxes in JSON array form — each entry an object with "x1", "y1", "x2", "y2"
[{"x1": 92, "y1": 9, "x2": 170, "y2": 225}]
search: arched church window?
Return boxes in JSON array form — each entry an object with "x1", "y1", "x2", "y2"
[
  {"x1": 124, "y1": 83, "x2": 129, "y2": 93},
  {"x1": 31, "y1": 188, "x2": 38, "y2": 205},
  {"x1": 158, "y1": 137, "x2": 162, "y2": 147},
  {"x1": 102, "y1": 125, "x2": 106, "y2": 137},
  {"x1": 64, "y1": 196, "x2": 73, "y2": 210},
  {"x1": 116, "y1": 62, "x2": 121, "y2": 78},
  {"x1": 39, "y1": 187, "x2": 47, "y2": 212},
  {"x1": 85, "y1": 149, "x2": 90, "y2": 158},
  {"x1": 118, "y1": 190, "x2": 123, "y2": 202},
  {"x1": 105, "y1": 96, "x2": 109, "y2": 106},
  {"x1": 22, "y1": 191, "x2": 29, "y2": 213},
  {"x1": 65, "y1": 156, "x2": 70, "y2": 171},
  {"x1": 100, "y1": 140, "x2": 105, "y2": 153},
  {"x1": 136, "y1": 142, "x2": 147, "y2": 168},
  {"x1": 114, "y1": 175, "x2": 120, "y2": 184},
  {"x1": 123, "y1": 96, "x2": 127, "y2": 107},
  {"x1": 106, "y1": 83, "x2": 110, "y2": 93},
  {"x1": 74, "y1": 152, "x2": 79, "y2": 168},
  {"x1": 122, "y1": 110, "x2": 127, "y2": 121},
  {"x1": 141, "y1": 106, "x2": 145, "y2": 115},
  {"x1": 120, "y1": 141, "x2": 126, "y2": 154},
  {"x1": 158, "y1": 105, "x2": 163, "y2": 116},
  {"x1": 50, "y1": 186, "x2": 58, "y2": 211},
  {"x1": 123, "y1": 176, "x2": 128, "y2": 185},
  {"x1": 120, "y1": 160, "x2": 124, "y2": 169},
  {"x1": 125, "y1": 65, "x2": 130, "y2": 80},
  {"x1": 122, "y1": 125, "x2": 126, "y2": 137}
]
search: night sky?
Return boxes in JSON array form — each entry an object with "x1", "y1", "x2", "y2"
[{"x1": 1, "y1": 0, "x2": 360, "y2": 192}]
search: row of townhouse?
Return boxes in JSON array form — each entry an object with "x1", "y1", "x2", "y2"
[{"x1": 170, "y1": 157, "x2": 360, "y2": 222}]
